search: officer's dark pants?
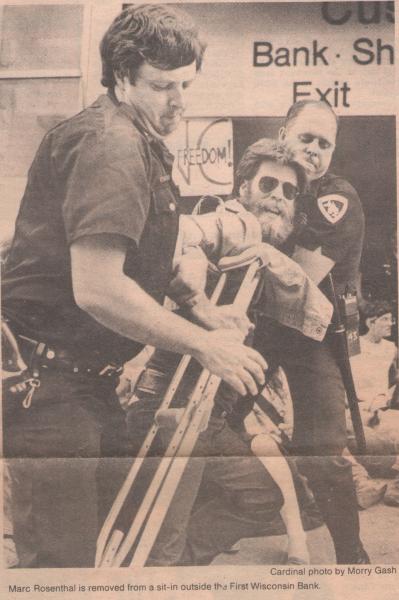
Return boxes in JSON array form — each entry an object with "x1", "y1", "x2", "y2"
[
  {"x1": 126, "y1": 366, "x2": 284, "y2": 567},
  {"x1": 3, "y1": 370, "x2": 127, "y2": 568},
  {"x1": 253, "y1": 319, "x2": 362, "y2": 563}
]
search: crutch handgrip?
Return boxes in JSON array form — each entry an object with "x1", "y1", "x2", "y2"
[{"x1": 154, "y1": 408, "x2": 184, "y2": 429}]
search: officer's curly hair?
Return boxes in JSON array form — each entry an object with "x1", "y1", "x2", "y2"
[
  {"x1": 234, "y1": 138, "x2": 307, "y2": 197},
  {"x1": 100, "y1": 4, "x2": 206, "y2": 89}
]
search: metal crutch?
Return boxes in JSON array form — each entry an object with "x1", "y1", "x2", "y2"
[{"x1": 96, "y1": 271, "x2": 227, "y2": 567}]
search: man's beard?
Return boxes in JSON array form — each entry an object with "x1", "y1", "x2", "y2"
[
  {"x1": 259, "y1": 212, "x2": 294, "y2": 247},
  {"x1": 240, "y1": 186, "x2": 295, "y2": 247}
]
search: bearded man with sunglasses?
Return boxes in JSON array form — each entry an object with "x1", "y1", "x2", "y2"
[
  {"x1": 248, "y1": 100, "x2": 369, "y2": 564},
  {"x1": 236, "y1": 139, "x2": 299, "y2": 249},
  {"x1": 122, "y1": 139, "x2": 334, "y2": 566}
]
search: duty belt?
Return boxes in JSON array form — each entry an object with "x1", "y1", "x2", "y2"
[{"x1": 18, "y1": 335, "x2": 123, "y2": 379}]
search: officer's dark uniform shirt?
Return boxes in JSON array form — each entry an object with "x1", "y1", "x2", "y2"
[
  {"x1": 295, "y1": 172, "x2": 365, "y2": 296},
  {"x1": 2, "y1": 93, "x2": 179, "y2": 364}
]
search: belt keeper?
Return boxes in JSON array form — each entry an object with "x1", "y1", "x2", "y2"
[
  {"x1": 36, "y1": 342, "x2": 46, "y2": 358},
  {"x1": 31, "y1": 342, "x2": 46, "y2": 378}
]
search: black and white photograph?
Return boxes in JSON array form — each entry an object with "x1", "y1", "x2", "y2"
[{"x1": 0, "y1": 1, "x2": 397, "y2": 598}]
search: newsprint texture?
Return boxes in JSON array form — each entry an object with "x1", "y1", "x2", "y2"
[{"x1": 0, "y1": 1, "x2": 398, "y2": 599}]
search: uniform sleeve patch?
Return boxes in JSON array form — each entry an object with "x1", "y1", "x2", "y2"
[{"x1": 317, "y1": 194, "x2": 348, "y2": 224}]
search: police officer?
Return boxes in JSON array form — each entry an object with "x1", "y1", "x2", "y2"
[
  {"x1": 1, "y1": 4, "x2": 266, "y2": 567},
  {"x1": 251, "y1": 99, "x2": 369, "y2": 563}
]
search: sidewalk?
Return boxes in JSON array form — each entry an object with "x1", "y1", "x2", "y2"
[{"x1": 213, "y1": 502, "x2": 399, "y2": 565}]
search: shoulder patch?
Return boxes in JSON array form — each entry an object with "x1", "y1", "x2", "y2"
[{"x1": 317, "y1": 194, "x2": 348, "y2": 224}]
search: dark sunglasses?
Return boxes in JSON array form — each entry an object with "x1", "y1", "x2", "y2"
[{"x1": 258, "y1": 176, "x2": 299, "y2": 201}]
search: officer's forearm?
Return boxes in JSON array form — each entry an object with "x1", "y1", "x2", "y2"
[
  {"x1": 76, "y1": 273, "x2": 210, "y2": 358},
  {"x1": 71, "y1": 234, "x2": 267, "y2": 396},
  {"x1": 71, "y1": 233, "x2": 209, "y2": 358},
  {"x1": 75, "y1": 273, "x2": 267, "y2": 397}
]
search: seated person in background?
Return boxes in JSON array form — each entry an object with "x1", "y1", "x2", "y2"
[
  {"x1": 351, "y1": 300, "x2": 397, "y2": 412},
  {"x1": 347, "y1": 300, "x2": 399, "y2": 507}
]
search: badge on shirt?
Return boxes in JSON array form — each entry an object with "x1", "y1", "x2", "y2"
[{"x1": 317, "y1": 194, "x2": 348, "y2": 224}]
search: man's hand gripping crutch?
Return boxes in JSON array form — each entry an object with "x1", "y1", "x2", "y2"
[{"x1": 95, "y1": 253, "x2": 265, "y2": 568}]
